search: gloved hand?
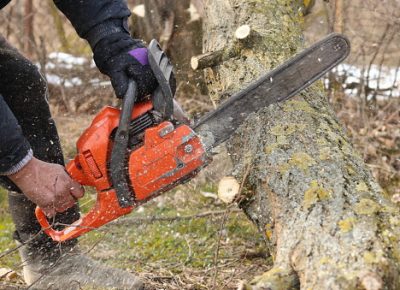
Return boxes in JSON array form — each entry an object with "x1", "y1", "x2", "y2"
[
  {"x1": 8, "y1": 157, "x2": 84, "y2": 217},
  {"x1": 93, "y1": 34, "x2": 158, "y2": 99}
]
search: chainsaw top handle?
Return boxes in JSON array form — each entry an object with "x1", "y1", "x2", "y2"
[
  {"x1": 110, "y1": 80, "x2": 138, "y2": 207},
  {"x1": 112, "y1": 39, "x2": 175, "y2": 207}
]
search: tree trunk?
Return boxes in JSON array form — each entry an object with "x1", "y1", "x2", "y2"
[
  {"x1": 47, "y1": 0, "x2": 70, "y2": 53},
  {"x1": 202, "y1": 1, "x2": 400, "y2": 289},
  {"x1": 333, "y1": 0, "x2": 344, "y2": 34}
]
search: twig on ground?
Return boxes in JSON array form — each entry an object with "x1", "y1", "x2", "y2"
[
  {"x1": 108, "y1": 209, "x2": 242, "y2": 227},
  {"x1": 211, "y1": 208, "x2": 230, "y2": 289}
]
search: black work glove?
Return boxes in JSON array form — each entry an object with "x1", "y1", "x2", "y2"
[{"x1": 93, "y1": 33, "x2": 158, "y2": 99}]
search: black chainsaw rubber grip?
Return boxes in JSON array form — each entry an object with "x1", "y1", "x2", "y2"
[
  {"x1": 110, "y1": 80, "x2": 137, "y2": 207},
  {"x1": 148, "y1": 39, "x2": 174, "y2": 119}
]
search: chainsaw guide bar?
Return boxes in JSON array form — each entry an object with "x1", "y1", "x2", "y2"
[{"x1": 194, "y1": 33, "x2": 350, "y2": 149}]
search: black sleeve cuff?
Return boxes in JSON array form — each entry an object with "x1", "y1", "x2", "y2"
[
  {"x1": 0, "y1": 95, "x2": 32, "y2": 175},
  {"x1": 0, "y1": 145, "x2": 32, "y2": 175}
]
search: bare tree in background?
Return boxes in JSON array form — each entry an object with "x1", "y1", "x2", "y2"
[
  {"x1": 128, "y1": 0, "x2": 208, "y2": 117},
  {"x1": 23, "y1": 0, "x2": 34, "y2": 56}
]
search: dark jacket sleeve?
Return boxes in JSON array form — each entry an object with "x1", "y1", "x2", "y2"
[
  {"x1": 53, "y1": 0, "x2": 131, "y2": 49},
  {"x1": 0, "y1": 95, "x2": 31, "y2": 175},
  {"x1": 0, "y1": 0, "x2": 12, "y2": 10}
]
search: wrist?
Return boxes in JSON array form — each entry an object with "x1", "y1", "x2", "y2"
[
  {"x1": 3, "y1": 149, "x2": 33, "y2": 177},
  {"x1": 7, "y1": 155, "x2": 37, "y2": 183},
  {"x1": 86, "y1": 18, "x2": 131, "y2": 50}
]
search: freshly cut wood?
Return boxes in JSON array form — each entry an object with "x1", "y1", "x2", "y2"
[
  {"x1": 132, "y1": 4, "x2": 145, "y2": 18},
  {"x1": 218, "y1": 176, "x2": 240, "y2": 203},
  {"x1": 235, "y1": 25, "x2": 251, "y2": 40},
  {"x1": 191, "y1": 25, "x2": 254, "y2": 70}
]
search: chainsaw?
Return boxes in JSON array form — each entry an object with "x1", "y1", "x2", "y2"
[{"x1": 35, "y1": 33, "x2": 350, "y2": 242}]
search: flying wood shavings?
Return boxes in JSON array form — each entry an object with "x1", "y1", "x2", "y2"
[{"x1": 132, "y1": 4, "x2": 145, "y2": 18}]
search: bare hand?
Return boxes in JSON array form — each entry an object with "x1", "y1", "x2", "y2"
[{"x1": 8, "y1": 157, "x2": 84, "y2": 217}]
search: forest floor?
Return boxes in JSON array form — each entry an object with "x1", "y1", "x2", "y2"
[{"x1": 0, "y1": 93, "x2": 398, "y2": 290}]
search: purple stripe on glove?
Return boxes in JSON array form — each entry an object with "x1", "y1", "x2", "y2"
[{"x1": 129, "y1": 48, "x2": 148, "y2": 65}]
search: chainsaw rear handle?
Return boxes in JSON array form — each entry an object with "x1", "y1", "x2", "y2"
[
  {"x1": 35, "y1": 80, "x2": 138, "y2": 242},
  {"x1": 35, "y1": 189, "x2": 134, "y2": 242}
]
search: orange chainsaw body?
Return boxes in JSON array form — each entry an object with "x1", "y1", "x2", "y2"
[{"x1": 35, "y1": 100, "x2": 207, "y2": 242}]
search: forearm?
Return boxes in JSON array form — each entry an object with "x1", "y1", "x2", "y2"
[
  {"x1": 0, "y1": 95, "x2": 32, "y2": 175},
  {"x1": 53, "y1": 0, "x2": 131, "y2": 49}
]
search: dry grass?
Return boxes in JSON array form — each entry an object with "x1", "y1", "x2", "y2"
[{"x1": 332, "y1": 94, "x2": 399, "y2": 194}]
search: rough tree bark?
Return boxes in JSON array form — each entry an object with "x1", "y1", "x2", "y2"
[{"x1": 201, "y1": 1, "x2": 400, "y2": 289}]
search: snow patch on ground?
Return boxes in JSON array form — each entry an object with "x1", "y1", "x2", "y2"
[
  {"x1": 36, "y1": 52, "x2": 111, "y2": 88},
  {"x1": 328, "y1": 63, "x2": 399, "y2": 99},
  {"x1": 48, "y1": 52, "x2": 87, "y2": 66},
  {"x1": 46, "y1": 74, "x2": 83, "y2": 87}
]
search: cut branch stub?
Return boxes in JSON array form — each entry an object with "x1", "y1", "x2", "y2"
[
  {"x1": 191, "y1": 46, "x2": 240, "y2": 70},
  {"x1": 191, "y1": 25, "x2": 254, "y2": 70},
  {"x1": 218, "y1": 176, "x2": 240, "y2": 203}
]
